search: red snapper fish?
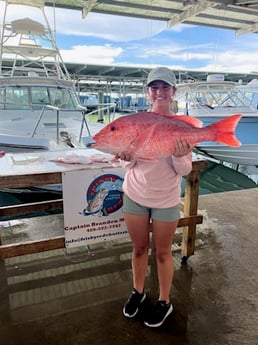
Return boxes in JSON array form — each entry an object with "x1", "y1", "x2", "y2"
[{"x1": 91, "y1": 112, "x2": 242, "y2": 160}]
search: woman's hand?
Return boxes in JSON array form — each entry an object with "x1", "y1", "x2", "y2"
[
  {"x1": 115, "y1": 153, "x2": 132, "y2": 161},
  {"x1": 173, "y1": 138, "x2": 193, "y2": 158}
]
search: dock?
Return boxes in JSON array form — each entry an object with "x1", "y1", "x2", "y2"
[{"x1": 0, "y1": 151, "x2": 257, "y2": 344}]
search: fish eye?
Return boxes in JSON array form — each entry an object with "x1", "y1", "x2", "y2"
[{"x1": 110, "y1": 126, "x2": 116, "y2": 131}]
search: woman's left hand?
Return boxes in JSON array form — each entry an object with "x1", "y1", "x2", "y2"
[
  {"x1": 173, "y1": 138, "x2": 193, "y2": 157},
  {"x1": 115, "y1": 152, "x2": 132, "y2": 161}
]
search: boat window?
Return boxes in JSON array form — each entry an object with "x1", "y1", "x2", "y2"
[
  {"x1": 0, "y1": 85, "x2": 79, "y2": 110},
  {"x1": 1, "y1": 86, "x2": 30, "y2": 110},
  {"x1": 49, "y1": 87, "x2": 77, "y2": 109},
  {"x1": 30, "y1": 87, "x2": 77, "y2": 109},
  {"x1": 31, "y1": 87, "x2": 50, "y2": 109}
]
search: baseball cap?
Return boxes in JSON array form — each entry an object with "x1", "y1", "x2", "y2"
[{"x1": 147, "y1": 67, "x2": 176, "y2": 87}]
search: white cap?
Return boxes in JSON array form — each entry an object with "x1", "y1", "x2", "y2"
[{"x1": 147, "y1": 67, "x2": 176, "y2": 86}]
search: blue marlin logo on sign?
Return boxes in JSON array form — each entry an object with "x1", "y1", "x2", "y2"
[{"x1": 81, "y1": 173, "x2": 124, "y2": 216}]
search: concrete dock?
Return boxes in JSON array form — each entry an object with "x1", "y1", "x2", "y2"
[{"x1": 0, "y1": 188, "x2": 257, "y2": 345}]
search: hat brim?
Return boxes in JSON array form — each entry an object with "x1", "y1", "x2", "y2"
[{"x1": 147, "y1": 78, "x2": 175, "y2": 87}]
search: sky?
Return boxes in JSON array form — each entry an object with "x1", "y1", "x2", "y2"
[{"x1": 2, "y1": 2, "x2": 258, "y2": 75}]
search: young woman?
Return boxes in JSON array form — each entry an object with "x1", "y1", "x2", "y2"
[{"x1": 119, "y1": 67, "x2": 193, "y2": 327}]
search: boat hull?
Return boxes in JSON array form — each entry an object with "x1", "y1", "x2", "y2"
[
  {"x1": 195, "y1": 115, "x2": 258, "y2": 166},
  {"x1": 196, "y1": 144, "x2": 258, "y2": 166},
  {"x1": 175, "y1": 79, "x2": 258, "y2": 165}
]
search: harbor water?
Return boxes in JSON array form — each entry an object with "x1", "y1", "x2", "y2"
[{"x1": 183, "y1": 159, "x2": 258, "y2": 196}]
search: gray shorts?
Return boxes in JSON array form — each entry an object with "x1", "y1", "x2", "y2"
[{"x1": 123, "y1": 193, "x2": 180, "y2": 222}]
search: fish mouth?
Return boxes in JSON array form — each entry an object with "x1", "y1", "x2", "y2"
[
  {"x1": 89, "y1": 133, "x2": 104, "y2": 147},
  {"x1": 91, "y1": 134, "x2": 107, "y2": 148}
]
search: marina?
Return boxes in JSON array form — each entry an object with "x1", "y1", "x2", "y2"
[{"x1": 0, "y1": 1, "x2": 258, "y2": 345}]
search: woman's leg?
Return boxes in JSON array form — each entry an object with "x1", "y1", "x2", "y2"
[
  {"x1": 151, "y1": 219, "x2": 178, "y2": 302},
  {"x1": 124, "y1": 212, "x2": 150, "y2": 293}
]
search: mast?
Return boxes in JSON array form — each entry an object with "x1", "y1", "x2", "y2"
[{"x1": 0, "y1": 0, "x2": 71, "y2": 80}]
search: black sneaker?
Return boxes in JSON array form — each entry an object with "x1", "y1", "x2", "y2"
[
  {"x1": 123, "y1": 288, "x2": 146, "y2": 318},
  {"x1": 144, "y1": 300, "x2": 173, "y2": 327}
]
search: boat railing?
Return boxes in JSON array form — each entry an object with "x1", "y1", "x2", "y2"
[
  {"x1": 85, "y1": 102, "x2": 117, "y2": 121},
  {"x1": 31, "y1": 102, "x2": 116, "y2": 146},
  {"x1": 79, "y1": 103, "x2": 117, "y2": 144},
  {"x1": 32, "y1": 104, "x2": 91, "y2": 145},
  {"x1": 31, "y1": 105, "x2": 61, "y2": 144}
]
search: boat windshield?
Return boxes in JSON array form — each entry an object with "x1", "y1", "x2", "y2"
[
  {"x1": 175, "y1": 82, "x2": 253, "y2": 114},
  {"x1": 0, "y1": 85, "x2": 78, "y2": 110}
]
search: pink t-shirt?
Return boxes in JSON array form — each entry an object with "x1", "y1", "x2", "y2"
[{"x1": 122, "y1": 153, "x2": 192, "y2": 208}]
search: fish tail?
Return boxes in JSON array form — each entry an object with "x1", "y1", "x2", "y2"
[{"x1": 208, "y1": 114, "x2": 242, "y2": 147}]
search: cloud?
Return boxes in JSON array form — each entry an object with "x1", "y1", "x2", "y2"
[
  {"x1": 208, "y1": 49, "x2": 258, "y2": 73},
  {"x1": 60, "y1": 45, "x2": 123, "y2": 64}
]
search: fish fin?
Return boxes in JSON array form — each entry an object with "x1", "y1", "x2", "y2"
[
  {"x1": 169, "y1": 114, "x2": 203, "y2": 128},
  {"x1": 208, "y1": 114, "x2": 242, "y2": 147},
  {"x1": 147, "y1": 112, "x2": 203, "y2": 128}
]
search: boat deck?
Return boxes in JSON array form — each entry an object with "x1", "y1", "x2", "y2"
[{"x1": 0, "y1": 188, "x2": 257, "y2": 345}]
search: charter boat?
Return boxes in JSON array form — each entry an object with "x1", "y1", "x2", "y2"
[
  {"x1": 0, "y1": 0, "x2": 109, "y2": 153},
  {"x1": 0, "y1": 0, "x2": 114, "y2": 203},
  {"x1": 174, "y1": 75, "x2": 258, "y2": 166}
]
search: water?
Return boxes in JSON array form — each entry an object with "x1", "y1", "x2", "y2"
[
  {"x1": 182, "y1": 160, "x2": 258, "y2": 196},
  {"x1": 206, "y1": 162, "x2": 257, "y2": 193},
  {"x1": 237, "y1": 164, "x2": 258, "y2": 184}
]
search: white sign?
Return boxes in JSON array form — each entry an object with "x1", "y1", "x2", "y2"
[{"x1": 62, "y1": 167, "x2": 127, "y2": 248}]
